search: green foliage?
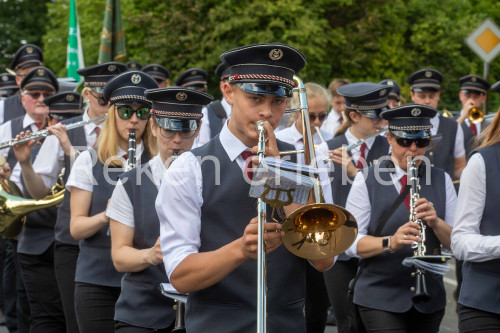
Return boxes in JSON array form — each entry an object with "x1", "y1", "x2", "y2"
[{"x1": 4, "y1": 0, "x2": 500, "y2": 110}]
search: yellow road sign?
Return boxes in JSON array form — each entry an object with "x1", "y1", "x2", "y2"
[{"x1": 466, "y1": 18, "x2": 500, "y2": 63}]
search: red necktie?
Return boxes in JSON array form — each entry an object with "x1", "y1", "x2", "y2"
[
  {"x1": 122, "y1": 153, "x2": 128, "y2": 160},
  {"x1": 339, "y1": 117, "x2": 344, "y2": 125},
  {"x1": 356, "y1": 143, "x2": 367, "y2": 169},
  {"x1": 399, "y1": 174, "x2": 410, "y2": 210},
  {"x1": 241, "y1": 151, "x2": 255, "y2": 180},
  {"x1": 34, "y1": 122, "x2": 42, "y2": 130},
  {"x1": 469, "y1": 123, "x2": 478, "y2": 136},
  {"x1": 94, "y1": 127, "x2": 101, "y2": 137}
]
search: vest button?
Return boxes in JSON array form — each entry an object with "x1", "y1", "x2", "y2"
[{"x1": 429, "y1": 152, "x2": 434, "y2": 156}]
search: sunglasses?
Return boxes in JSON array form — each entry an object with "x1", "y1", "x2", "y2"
[
  {"x1": 89, "y1": 90, "x2": 107, "y2": 106},
  {"x1": 159, "y1": 128, "x2": 197, "y2": 139},
  {"x1": 116, "y1": 106, "x2": 151, "y2": 120},
  {"x1": 395, "y1": 137, "x2": 431, "y2": 148},
  {"x1": 309, "y1": 113, "x2": 327, "y2": 122},
  {"x1": 25, "y1": 91, "x2": 53, "y2": 99}
]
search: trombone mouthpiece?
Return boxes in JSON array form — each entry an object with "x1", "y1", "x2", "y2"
[{"x1": 255, "y1": 120, "x2": 266, "y2": 133}]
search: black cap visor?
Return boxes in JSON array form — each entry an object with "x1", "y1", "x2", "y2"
[
  {"x1": 155, "y1": 117, "x2": 199, "y2": 131},
  {"x1": 236, "y1": 83, "x2": 291, "y2": 98}
]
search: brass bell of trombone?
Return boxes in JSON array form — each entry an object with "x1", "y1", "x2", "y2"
[{"x1": 281, "y1": 76, "x2": 357, "y2": 260}]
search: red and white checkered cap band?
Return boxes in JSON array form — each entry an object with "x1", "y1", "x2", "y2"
[
  {"x1": 229, "y1": 73, "x2": 295, "y2": 87},
  {"x1": 85, "y1": 81, "x2": 108, "y2": 87},
  {"x1": 152, "y1": 109, "x2": 203, "y2": 119},
  {"x1": 109, "y1": 95, "x2": 149, "y2": 103}
]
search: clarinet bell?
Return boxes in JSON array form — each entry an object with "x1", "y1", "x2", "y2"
[{"x1": 412, "y1": 270, "x2": 431, "y2": 304}]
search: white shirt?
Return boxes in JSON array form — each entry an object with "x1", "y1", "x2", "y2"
[
  {"x1": 0, "y1": 99, "x2": 4, "y2": 124},
  {"x1": 321, "y1": 109, "x2": 343, "y2": 137},
  {"x1": 65, "y1": 142, "x2": 144, "y2": 193},
  {"x1": 345, "y1": 160, "x2": 457, "y2": 258},
  {"x1": 0, "y1": 113, "x2": 43, "y2": 192},
  {"x1": 194, "y1": 98, "x2": 231, "y2": 148},
  {"x1": 451, "y1": 153, "x2": 500, "y2": 262},
  {"x1": 430, "y1": 114, "x2": 465, "y2": 158},
  {"x1": 275, "y1": 122, "x2": 333, "y2": 164},
  {"x1": 157, "y1": 123, "x2": 334, "y2": 280},
  {"x1": 106, "y1": 154, "x2": 167, "y2": 228},
  {"x1": 459, "y1": 109, "x2": 481, "y2": 134},
  {"x1": 32, "y1": 109, "x2": 103, "y2": 189}
]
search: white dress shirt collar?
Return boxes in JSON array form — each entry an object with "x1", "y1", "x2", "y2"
[
  {"x1": 219, "y1": 121, "x2": 251, "y2": 161},
  {"x1": 344, "y1": 128, "x2": 377, "y2": 150},
  {"x1": 150, "y1": 153, "x2": 168, "y2": 188},
  {"x1": 23, "y1": 113, "x2": 37, "y2": 128}
]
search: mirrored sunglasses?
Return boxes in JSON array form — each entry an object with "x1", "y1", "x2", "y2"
[{"x1": 116, "y1": 106, "x2": 151, "y2": 120}]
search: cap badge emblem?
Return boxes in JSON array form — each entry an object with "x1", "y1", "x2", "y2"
[
  {"x1": 190, "y1": 70, "x2": 197, "y2": 76},
  {"x1": 425, "y1": 71, "x2": 432, "y2": 78},
  {"x1": 387, "y1": 80, "x2": 394, "y2": 86},
  {"x1": 26, "y1": 47, "x2": 33, "y2": 54},
  {"x1": 130, "y1": 63, "x2": 137, "y2": 68},
  {"x1": 411, "y1": 108, "x2": 421, "y2": 116},
  {"x1": 1, "y1": 76, "x2": 7, "y2": 82},
  {"x1": 153, "y1": 66, "x2": 158, "y2": 71},
  {"x1": 37, "y1": 68, "x2": 45, "y2": 76},
  {"x1": 131, "y1": 74, "x2": 141, "y2": 84},
  {"x1": 269, "y1": 49, "x2": 283, "y2": 61},
  {"x1": 471, "y1": 77, "x2": 477, "y2": 82},
  {"x1": 380, "y1": 89, "x2": 386, "y2": 96},
  {"x1": 176, "y1": 92, "x2": 187, "y2": 101},
  {"x1": 66, "y1": 94, "x2": 75, "y2": 102},
  {"x1": 108, "y1": 65, "x2": 117, "y2": 72}
]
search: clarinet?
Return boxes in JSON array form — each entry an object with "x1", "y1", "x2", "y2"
[
  {"x1": 126, "y1": 129, "x2": 136, "y2": 171},
  {"x1": 171, "y1": 300, "x2": 186, "y2": 333},
  {"x1": 408, "y1": 157, "x2": 430, "y2": 303}
]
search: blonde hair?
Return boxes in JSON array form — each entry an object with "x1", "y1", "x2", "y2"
[
  {"x1": 328, "y1": 78, "x2": 351, "y2": 97},
  {"x1": 475, "y1": 110, "x2": 500, "y2": 150},
  {"x1": 288, "y1": 82, "x2": 331, "y2": 126},
  {"x1": 96, "y1": 105, "x2": 157, "y2": 166}
]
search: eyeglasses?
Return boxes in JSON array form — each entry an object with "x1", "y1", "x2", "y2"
[
  {"x1": 116, "y1": 106, "x2": 151, "y2": 120},
  {"x1": 395, "y1": 137, "x2": 431, "y2": 148},
  {"x1": 24, "y1": 91, "x2": 53, "y2": 99},
  {"x1": 159, "y1": 128, "x2": 197, "y2": 139},
  {"x1": 309, "y1": 113, "x2": 327, "y2": 122},
  {"x1": 89, "y1": 90, "x2": 107, "y2": 106}
]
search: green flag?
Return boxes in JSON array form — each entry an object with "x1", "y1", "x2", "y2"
[
  {"x1": 67, "y1": 0, "x2": 85, "y2": 81},
  {"x1": 98, "y1": 0, "x2": 126, "y2": 64}
]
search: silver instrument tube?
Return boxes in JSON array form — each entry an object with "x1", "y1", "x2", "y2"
[
  {"x1": 0, "y1": 115, "x2": 107, "y2": 150},
  {"x1": 255, "y1": 120, "x2": 267, "y2": 333},
  {"x1": 126, "y1": 129, "x2": 136, "y2": 171}
]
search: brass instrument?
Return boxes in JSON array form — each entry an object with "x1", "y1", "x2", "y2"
[
  {"x1": 407, "y1": 158, "x2": 430, "y2": 303},
  {"x1": 0, "y1": 115, "x2": 107, "y2": 151},
  {"x1": 441, "y1": 109, "x2": 454, "y2": 118},
  {"x1": 468, "y1": 107, "x2": 483, "y2": 124},
  {"x1": 322, "y1": 126, "x2": 388, "y2": 164},
  {"x1": 281, "y1": 76, "x2": 358, "y2": 260},
  {"x1": 126, "y1": 129, "x2": 136, "y2": 171},
  {"x1": 0, "y1": 170, "x2": 65, "y2": 238}
]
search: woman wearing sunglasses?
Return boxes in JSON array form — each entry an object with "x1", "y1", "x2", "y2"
[
  {"x1": 317, "y1": 82, "x2": 391, "y2": 333},
  {"x1": 65, "y1": 71, "x2": 158, "y2": 333},
  {"x1": 106, "y1": 87, "x2": 213, "y2": 332},
  {"x1": 344, "y1": 104, "x2": 456, "y2": 333},
  {"x1": 275, "y1": 82, "x2": 332, "y2": 164},
  {"x1": 451, "y1": 81, "x2": 500, "y2": 333}
]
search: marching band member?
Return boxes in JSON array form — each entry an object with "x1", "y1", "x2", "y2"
[
  {"x1": 108, "y1": 87, "x2": 213, "y2": 332},
  {"x1": 406, "y1": 68, "x2": 467, "y2": 180},
  {"x1": 142, "y1": 64, "x2": 171, "y2": 88},
  {"x1": 451, "y1": 81, "x2": 500, "y2": 333},
  {"x1": 344, "y1": 104, "x2": 456, "y2": 333},
  {"x1": 321, "y1": 78, "x2": 351, "y2": 137},
  {"x1": 66, "y1": 71, "x2": 157, "y2": 333},
  {"x1": 317, "y1": 82, "x2": 390, "y2": 333},
  {"x1": 13, "y1": 62, "x2": 127, "y2": 333},
  {"x1": 379, "y1": 79, "x2": 402, "y2": 109},
  {"x1": 157, "y1": 43, "x2": 334, "y2": 333}
]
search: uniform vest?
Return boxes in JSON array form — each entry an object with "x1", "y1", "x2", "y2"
[
  {"x1": 460, "y1": 122, "x2": 475, "y2": 159},
  {"x1": 459, "y1": 144, "x2": 500, "y2": 314},
  {"x1": 354, "y1": 160, "x2": 447, "y2": 313},
  {"x1": 425, "y1": 115, "x2": 457, "y2": 177},
  {"x1": 114, "y1": 164, "x2": 175, "y2": 329},
  {"x1": 187, "y1": 136, "x2": 307, "y2": 333},
  {"x1": 6, "y1": 115, "x2": 30, "y2": 169},
  {"x1": 75, "y1": 149, "x2": 151, "y2": 287},
  {"x1": 3, "y1": 94, "x2": 25, "y2": 124},
  {"x1": 54, "y1": 115, "x2": 86, "y2": 245},
  {"x1": 17, "y1": 145, "x2": 58, "y2": 255},
  {"x1": 327, "y1": 134, "x2": 389, "y2": 261},
  {"x1": 207, "y1": 100, "x2": 226, "y2": 139}
]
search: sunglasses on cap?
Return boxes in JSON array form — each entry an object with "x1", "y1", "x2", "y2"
[
  {"x1": 116, "y1": 106, "x2": 151, "y2": 120},
  {"x1": 395, "y1": 137, "x2": 431, "y2": 148},
  {"x1": 89, "y1": 90, "x2": 107, "y2": 106},
  {"x1": 24, "y1": 91, "x2": 53, "y2": 99}
]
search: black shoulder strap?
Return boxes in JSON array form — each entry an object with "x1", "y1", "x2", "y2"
[{"x1": 374, "y1": 185, "x2": 411, "y2": 237}]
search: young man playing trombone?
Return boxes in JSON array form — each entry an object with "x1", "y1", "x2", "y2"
[{"x1": 157, "y1": 43, "x2": 335, "y2": 333}]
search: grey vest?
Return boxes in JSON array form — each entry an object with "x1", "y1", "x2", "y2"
[
  {"x1": 425, "y1": 115, "x2": 457, "y2": 177},
  {"x1": 327, "y1": 134, "x2": 389, "y2": 261},
  {"x1": 460, "y1": 122, "x2": 475, "y2": 159},
  {"x1": 54, "y1": 115, "x2": 87, "y2": 245},
  {"x1": 187, "y1": 136, "x2": 307, "y2": 333},
  {"x1": 114, "y1": 164, "x2": 175, "y2": 329},
  {"x1": 459, "y1": 144, "x2": 500, "y2": 314},
  {"x1": 75, "y1": 149, "x2": 151, "y2": 287},
  {"x1": 3, "y1": 94, "x2": 25, "y2": 124},
  {"x1": 17, "y1": 145, "x2": 57, "y2": 255},
  {"x1": 7, "y1": 115, "x2": 30, "y2": 169},
  {"x1": 354, "y1": 160, "x2": 447, "y2": 313},
  {"x1": 207, "y1": 100, "x2": 226, "y2": 139}
]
